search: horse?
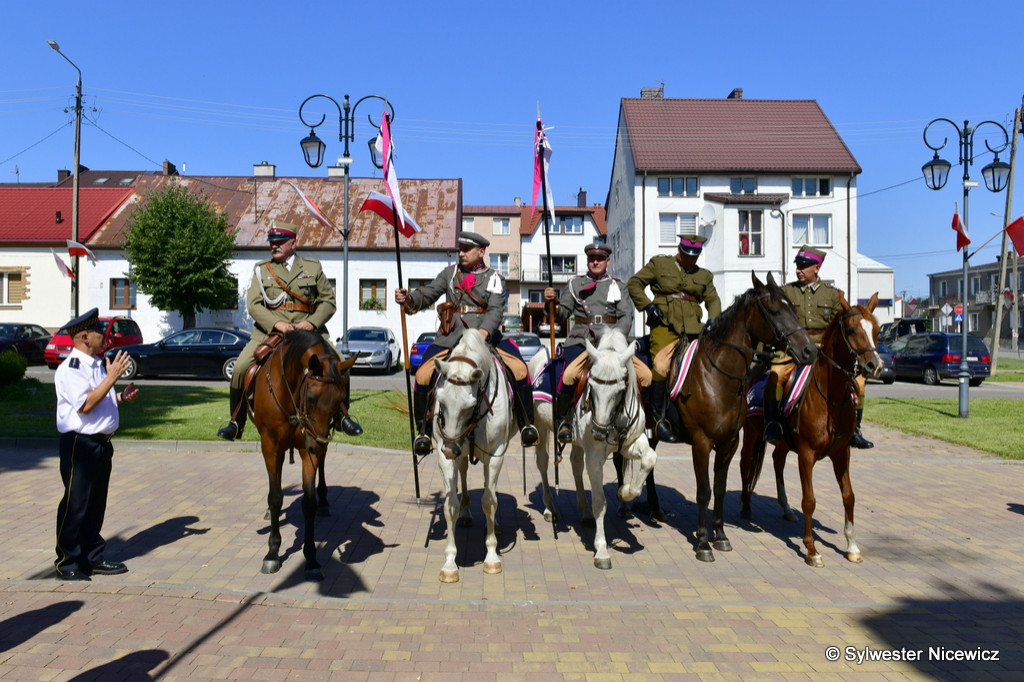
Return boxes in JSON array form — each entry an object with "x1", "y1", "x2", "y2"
[
  {"x1": 532, "y1": 329, "x2": 658, "y2": 569},
  {"x1": 738, "y1": 293, "x2": 882, "y2": 567},
  {"x1": 431, "y1": 329, "x2": 516, "y2": 583},
  {"x1": 250, "y1": 328, "x2": 357, "y2": 581},
  {"x1": 648, "y1": 272, "x2": 818, "y2": 562}
]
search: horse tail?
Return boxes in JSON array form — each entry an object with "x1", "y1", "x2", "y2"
[{"x1": 745, "y1": 424, "x2": 768, "y2": 494}]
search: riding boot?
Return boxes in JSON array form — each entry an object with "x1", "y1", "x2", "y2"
[
  {"x1": 849, "y1": 408, "x2": 874, "y2": 449},
  {"x1": 554, "y1": 386, "x2": 575, "y2": 444},
  {"x1": 514, "y1": 377, "x2": 539, "y2": 447},
  {"x1": 412, "y1": 391, "x2": 433, "y2": 455},
  {"x1": 650, "y1": 380, "x2": 677, "y2": 443},
  {"x1": 763, "y1": 376, "x2": 784, "y2": 446},
  {"x1": 217, "y1": 387, "x2": 247, "y2": 441},
  {"x1": 334, "y1": 392, "x2": 363, "y2": 436}
]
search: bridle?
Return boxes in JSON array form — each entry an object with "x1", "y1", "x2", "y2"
[
  {"x1": 818, "y1": 308, "x2": 878, "y2": 378},
  {"x1": 265, "y1": 343, "x2": 348, "y2": 445},
  {"x1": 435, "y1": 354, "x2": 498, "y2": 446},
  {"x1": 584, "y1": 366, "x2": 644, "y2": 445}
]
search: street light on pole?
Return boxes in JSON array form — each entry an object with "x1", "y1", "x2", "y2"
[
  {"x1": 922, "y1": 118, "x2": 1010, "y2": 418},
  {"x1": 48, "y1": 40, "x2": 83, "y2": 318},
  {"x1": 298, "y1": 94, "x2": 394, "y2": 356}
]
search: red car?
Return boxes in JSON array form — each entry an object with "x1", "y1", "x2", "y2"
[{"x1": 45, "y1": 316, "x2": 144, "y2": 368}]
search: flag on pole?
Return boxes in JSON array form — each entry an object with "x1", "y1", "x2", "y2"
[
  {"x1": 66, "y1": 239, "x2": 97, "y2": 264},
  {"x1": 51, "y1": 249, "x2": 74, "y2": 279},
  {"x1": 952, "y1": 203, "x2": 970, "y2": 252},
  {"x1": 359, "y1": 191, "x2": 422, "y2": 238},
  {"x1": 285, "y1": 181, "x2": 338, "y2": 234},
  {"x1": 531, "y1": 116, "x2": 556, "y2": 228},
  {"x1": 377, "y1": 109, "x2": 408, "y2": 237},
  {"x1": 1006, "y1": 216, "x2": 1024, "y2": 257}
]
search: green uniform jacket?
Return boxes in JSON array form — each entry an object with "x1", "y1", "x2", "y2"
[
  {"x1": 780, "y1": 280, "x2": 841, "y2": 339},
  {"x1": 404, "y1": 264, "x2": 505, "y2": 348},
  {"x1": 628, "y1": 255, "x2": 722, "y2": 336},
  {"x1": 555, "y1": 274, "x2": 635, "y2": 348},
  {"x1": 246, "y1": 256, "x2": 336, "y2": 344}
]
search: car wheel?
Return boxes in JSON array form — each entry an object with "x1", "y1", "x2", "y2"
[
  {"x1": 122, "y1": 357, "x2": 139, "y2": 380},
  {"x1": 922, "y1": 365, "x2": 939, "y2": 386},
  {"x1": 969, "y1": 377, "x2": 984, "y2": 387},
  {"x1": 222, "y1": 357, "x2": 237, "y2": 382}
]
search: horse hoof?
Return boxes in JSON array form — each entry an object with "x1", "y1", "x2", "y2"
[
  {"x1": 695, "y1": 549, "x2": 715, "y2": 563},
  {"x1": 582, "y1": 517, "x2": 597, "y2": 529},
  {"x1": 263, "y1": 509, "x2": 271, "y2": 521},
  {"x1": 456, "y1": 517, "x2": 472, "y2": 528},
  {"x1": 713, "y1": 539, "x2": 733, "y2": 552},
  {"x1": 846, "y1": 552, "x2": 864, "y2": 564},
  {"x1": 782, "y1": 512, "x2": 798, "y2": 522},
  {"x1": 439, "y1": 570, "x2": 460, "y2": 583},
  {"x1": 261, "y1": 560, "x2": 281, "y2": 574},
  {"x1": 544, "y1": 511, "x2": 558, "y2": 523},
  {"x1": 594, "y1": 557, "x2": 612, "y2": 570},
  {"x1": 617, "y1": 507, "x2": 633, "y2": 520},
  {"x1": 306, "y1": 568, "x2": 324, "y2": 582},
  {"x1": 805, "y1": 555, "x2": 824, "y2": 568},
  {"x1": 483, "y1": 562, "x2": 502, "y2": 575},
  {"x1": 651, "y1": 510, "x2": 667, "y2": 524}
]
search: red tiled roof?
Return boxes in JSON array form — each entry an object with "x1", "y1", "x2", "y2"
[
  {"x1": 463, "y1": 205, "x2": 523, "y2": 215},
  {"x1": 621, "y1": 98, "x2": 861, "y2": 174},
  {"x1": 518, "y1": 205, "x2": 607, "y2": 236},
  {"x1": 0, "y1": 187, "x2": 135, "y2": 242}
]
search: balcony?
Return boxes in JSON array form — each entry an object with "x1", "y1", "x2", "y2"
[{"x1": 521, "y1": 270, "x2": 578, "y2": 284}]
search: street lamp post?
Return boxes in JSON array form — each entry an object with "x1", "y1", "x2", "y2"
[
  {"x1": 298, "y1": 94, "x2": 394, "y2": 357},
  {"x1": 48, "y1": 40, "x2": 83, "y2": 318},
  {"x1": 922, "y1": 118, "x2": 1010, "y2": 417}
]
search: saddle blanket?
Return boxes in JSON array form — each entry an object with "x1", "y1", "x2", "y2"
[
  {"x1": 668, "y1": 338, "x2": 700, "y2": 399},
  {"x1": 745, "y1": 364, "x2": 813, "y2": 418},
  {"x1": 531, "y1": 358, "x2": 561, "y2": 403}
]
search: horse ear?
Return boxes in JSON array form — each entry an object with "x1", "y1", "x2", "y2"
[
  {"x1": 307, "y1": 354, "x2": 323, "y2": 376},
  {"x1": 753, "y1": 271, "x2": 767, "y2": 291},
  {"x1": 470, "y1": 368, "x2": 483, "y2": 383},
  {"x1": 867, "y1": 292, "x2": 879, "y2": 313},
  {"x1": 338, "y1": 353, "x2": 357, "y2": 372},
  {"x1": 838, "y1": 292, "x2": 851, "y2": 312},
  {"x1": 585, "y1": 338, "x2": 599, "y2": 356},
  {"x1": 435, "y1": 358, "x2": 449, "y2": 377}
]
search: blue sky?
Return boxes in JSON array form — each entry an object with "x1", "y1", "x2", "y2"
[{"x1": 3, "y1": 0, "x2": 1022, "y2": 299}]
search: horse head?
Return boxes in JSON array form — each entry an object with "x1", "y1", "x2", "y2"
[
  {"x1": 433, "y1": 330, "x2": 489, "y2": 459},
  {"x1": 835, "y1": 292, "x2": 882, "y2": 378},
  {"x1": 583, "y1": 330, "x2": 635, "y2": 443},
  {"x1": 751, "y1": 272, "x2": 818, "y2": 365},
  {"x1": 283, "y1": 330, "x2": 355, "y2": 455}
]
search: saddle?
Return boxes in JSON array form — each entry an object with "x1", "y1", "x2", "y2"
[{"x1": 241, "y1": 332, "x2": 286, "y2": 406}]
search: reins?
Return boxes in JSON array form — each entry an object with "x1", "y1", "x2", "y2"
[
  {"x1": 264, "y1": 339, "x2": 348, "y2": 445},
  {"x1": 435, "y1": 353, "x2": 500, "y2": 449}
]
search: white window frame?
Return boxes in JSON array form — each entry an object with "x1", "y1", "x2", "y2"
[
  {"x1": 738, "y1": 209, "x2": 763, "y2": 256},
  {"x1": 0, "y1": 270, "x2": 26, "y2": 307},
  {"x1": 730, "y1": 177, "x2": 757, "y2": 194},
  {"x1": 462, "y1": 217, "x2": 474, "y2": 232},
  {"x1": 657, "y1": 176, "x2": 699, "y2": 197},
  {"x1": 541, "y1": 255, "x2": 577, "y2": 278},
  {"x1": 792, "y1": 177, "x2": 833, "y2": 197},
  {"x1": 492, "y1": 218, "x2": 510, "y2": 235},
  {"x1": 969, "y1": 312, "x2": 979, "y2": 332},
  {"x1": 792, "y1": 214, "x2": 832, "y2": 246},
  {"x1": 557, "y1": 216, "x2": 583, "y2": 234},
  {"x1": 490, "y1": 253, "x2": 510, "y2": 277},
  {"x1": 659, "y1": 213, "x2": 697, "y2": 246}
]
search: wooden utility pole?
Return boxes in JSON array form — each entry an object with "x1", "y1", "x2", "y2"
[{"x1": 990, "y1": 104, "x2": 1021, "y2": 368}]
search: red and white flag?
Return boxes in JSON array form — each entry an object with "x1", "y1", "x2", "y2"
[
  {"x1": 1006, "y1": 216, "x2": 1024, "y2": 257},
  {"x1": 952, "y1": 203, "x2": 970, "y2": 252},
  {"x1": 531, "y1": 116, "x2": 556, "y2": 230},
  {"x1": 66, "y1": 239, "x2": 97, "y2": 264},
  {"x1": 359, "y1": 191, "x2": 421, "y2": 238},
  {"x1": 51, "y1": 249, "x2": 74, "y2": 279},
  {"x1": 286, "y1": 181, "x2": 338, "y2": 234},
  {"x1": 375, "y1": 109, "x2": 408, "y2": 237}
]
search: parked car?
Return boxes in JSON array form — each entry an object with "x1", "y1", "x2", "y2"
[
  {"x1": 876, "y1": 343, "x2": 896, "y2": 384},
  {"x1": 0, "y1": 323, "x2": 52, "y2": 364},
  {"x1": 501, "y1": 314, "x2": 525, "y2": 333},
  {"x1": 878, "y1": 318, "x2": 929, "y2": 346},
  {"x1": 409, "y1": 332, "x2": 437, "y2": 371},
  {"x1": 889, "y1": 332, "x2": 991, "y2": 386},
  {"x1": 104, "y1": 328, "x2": 250, "y2": 381},
  {"x1": 46, "y1": 316, "x2": 143, "y2": 368},
  {"x1": 505, "y1": 331, "x2": 549, "y2": 365},
  {"x1": 337, "y1": 326, "x2": 400, "y2": 372},
  {"x1": 537, "y1": 321, "x2": 563, "y2": 335}
]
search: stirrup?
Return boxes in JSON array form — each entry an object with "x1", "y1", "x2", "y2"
[
  {"x1": 655, "y1": 419, "x2": 677, "y2": 443},
  {"x1": 413, "y1": 434, "x2": 432, "y2": 456},
  {"x1": 764, "y1": 420, "x2": 783, "y2": 446},
  {"x1": 556, "y1": 422, "x2": 574, "y2": 444},
  {"x1": 520, "y1": 425, "x2": 539, "y2": 447},
  {"x1": 217, "y1": 421, "x2": 241, "y2": 441}
]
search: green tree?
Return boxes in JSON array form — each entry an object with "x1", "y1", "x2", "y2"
[{"x1": 123, "y1": 182, "x2": 237, "y2": 329}]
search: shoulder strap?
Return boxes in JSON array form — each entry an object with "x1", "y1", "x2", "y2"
[{"x1": 265, "y1": 263, "x2": 310, "y2": 305}]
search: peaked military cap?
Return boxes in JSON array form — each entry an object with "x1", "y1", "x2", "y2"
[
  {"x1": 678, "y1": 234, "x2": 708, "y2": 256},
  {"x1": 584, "y1": 242, "x2": 612, "y2": 258},
  {"x1": 457, "y1": 232, "x2": 490, "y2": 248},
  {"x1": 64, "y1": 308, "x2": 104, "y2": 337},
  {"x1": 267, "y1": 220, "x2": 299, "y2": 242},
  {"x1": 794, "y1": 246, "x2": 827, "y2": 267}
]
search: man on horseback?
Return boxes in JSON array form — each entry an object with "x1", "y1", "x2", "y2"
[
  {"x1": 763, "y1": 246, "x2": 873, "y2": 449},
  {"x1": 541, "y1": 242, "x2": 651, "y2": 444},
  {"x1": 394, "y1": 231, "x2": 539, "y2": 456},
  {"x1": 217, "y1": 220, "x2": 362, "y2": 441},
  {"x1": 627, "y1": 234, "x2": 721, "y2": 443}
]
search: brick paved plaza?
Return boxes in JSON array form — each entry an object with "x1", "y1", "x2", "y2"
[{"x1": 1, "y1": 426, "x2": 1022, "y2": 680}]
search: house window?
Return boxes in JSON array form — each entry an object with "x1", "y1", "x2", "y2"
[
  {"x1": 558, "y1": 216, "x2": 583, "y2": 234},
  {"x1": 657, "y1": 177, "x2": 699, "y2": 197},
  {"x1": 659, "y1": 213, "x2": 697, "y2": 246},
  {"x1": 408, "y1": 278, "x2": 433, "y2": 309},
  {"x1": 492, "y1": 218, "x2": 510, "y2": 235},
  {"x1": 792, "y1": 177, "x2": 832, "y2": 197},
  {"x1": 738, "y1": 210, "x2": 763, "y2": 256},
  {"x1": 528, "y1": 289, "x2": 546, "y2": 303},
  {"x1": 730, "y1": 177, "x2": 756, "y2": 194},
  {"x1": 0, "y1": 270, "x2": 26, "y2": 306},
  {"x1": 359, "y1": 279, "x2": 387, "y2": 310},
  {"x1": 940, "y1": 281, "x2": 948, "y2": 297},
  {"x1": 490, "y1": 253, "x2": 510, "y2": 277},
  {"x1": 971, "y1": 277, "x2": 981, "y2": 295},
  {"x1": 792, "y1": 214, "x2": 831, "y2": 245},
  {"x1": 969, "y1": 313, "x2": 979, "y2": 332},
  {"x1": 462, "y1": 217, "x2": 474, "y2": 232},
  {"x1": 110, "y1": 278, "x2": 137, "y2": 310},
  {"x1": 541, "y1": 255, "x2": 577, "y2": 279}
]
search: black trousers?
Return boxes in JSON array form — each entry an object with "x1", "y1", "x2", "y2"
[{"x1": 55, "y1": 432, "x2": 113, "y2": 575}]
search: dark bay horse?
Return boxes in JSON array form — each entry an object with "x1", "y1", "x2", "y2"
[
  {"x1": 250, "y1": 329, "x2": 357, "y2": 581},
  {"x1": 739, "y1": 294, "x2": 881, "y2": 567}
]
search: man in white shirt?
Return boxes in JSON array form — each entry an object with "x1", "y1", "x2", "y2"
[{"x1": 54, "y1": 308, "x2": 138, "y2": 581}]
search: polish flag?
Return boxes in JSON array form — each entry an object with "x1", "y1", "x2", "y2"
[
  {"x1": 66, "y1": 239, "x2": 98, "y2": 263},
  {"x1": 1006, "y1": 216, "x2": 1024, "y2": 257},
  {"x1": 531, "y1": 115, "x2": 556, "y2": 229},
  {"x1": 359, "y1": 191, "x2": 421, "y2": 238},
  {"x1": 377, "y1": 109, "x2": 408, "y2": 237},
  {"x1": 286, "y1": 181, "x2": 338, "y2": 233},
  {"x1": 952, "y1": 204, "x2": 970, "y2": 252},
  {"x1": 51, "y1": 250, "x2": 75, "y2": 279}
]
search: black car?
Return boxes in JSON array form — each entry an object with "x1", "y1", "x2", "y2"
[
  {"x1": 889, "y1": 332, "x2": 991, "y2": 386},
  {"x1": 0, "y1": 323, "x2": 51, "y2": 364},
  {"x1": 104, "y1": 328, "x2": 250, "y2": 381},
  {"x1": 876, "y1": 343, "x2": 896, "y2": 384}
]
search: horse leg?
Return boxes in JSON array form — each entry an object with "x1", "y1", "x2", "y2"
[
  {"x1": 535, "y1": 428, "x2": 557, "y2": 523},
  {"x1": 300, "y1": 451, "x2": 324, "y2": 581},
  {"x1": 710, "y1": 442, "x2": 737, "y2": 552},
  {"x1": 797, "y1": 446, "x2": 823, "y2": 567},
  {"x1": 261, "y1": 444, "x2": 285, "y2": 574},
  {"x1": 437, "y1": 455, "x2": 460, "y2": 583},
  {"x1": 692, "y1": 441, "x2": 715, "y2": 562},
  {"x1": 832, "y1": 448, "x2": 862, "y2": 563},
  {"x1": 618, "y1": 436, "x2": 657, "y2": 505},
  {"x1": 588, "y1": 450, "x2": 612, "y2": 570},
  {"x1": 316, "y1": 455, "x2": 330, "y2": 517},
  {"x1": 613, "y1": 451, "x2": 632, "y2": 519},
  {"x1": 774, "y1": 445, "x2": 798, "y2": 521},
  {"x1": 481, "y1": 454, "x2": 504, "y2": 574},
  {"x1": 572, "y1": 445, "x2": 594, "y2": 528},
  {"x1": 456, "y1": 456, "x2": 473, "y2": 528}
]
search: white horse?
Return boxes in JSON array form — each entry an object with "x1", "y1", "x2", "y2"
[
  {"x1": 431, "y1": 329, "x2": 515, "y2": 583},
  {"x1": 532, "y1": 329, "x2": 658, "y2": 569}
]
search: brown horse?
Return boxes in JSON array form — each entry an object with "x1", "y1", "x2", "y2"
[
  {"x1": 250, "y1": 328, "x2": 357, "y2": 581},
  {"x1": 739, "y1": 293, "x2": 881, "y2": 567}
]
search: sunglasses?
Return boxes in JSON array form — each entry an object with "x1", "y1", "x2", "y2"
[{"x1": 587, "y1": 255, "x2": 608, "y2": 262}]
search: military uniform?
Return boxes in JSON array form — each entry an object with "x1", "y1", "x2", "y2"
[{"x1": 780, "y1": 280, "x2": 840, "y2": 343}]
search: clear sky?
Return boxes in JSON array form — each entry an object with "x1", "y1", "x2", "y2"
[{"x1": 3, "y1": 0, "x2": 1022, "y2": 299}]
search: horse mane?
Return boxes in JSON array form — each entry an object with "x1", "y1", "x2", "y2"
[
  {"x1": 596, "y1": 328, "x2": 629, "y2": 353},
  {"x1": 282, "y1": 329, "x2": 337, "y2": 378}
]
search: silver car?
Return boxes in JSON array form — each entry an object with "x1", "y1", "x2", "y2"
[
  {"x1": 336, "y1": 326, "x2": 400, "y2": 372},
  {"x1": 505, "y1": 332, "x2": 549, "y2": 365}
]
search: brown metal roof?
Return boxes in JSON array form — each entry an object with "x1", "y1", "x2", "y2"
[
  {"x1": 89, "y1": 175, "x2": 461, "y2": 251},
  {"x1": 621, "y1": 97, "x2": 861, "y2": 174},
  {"x1": 704, "y1": 192, "x2": 790, "y2": 206}
]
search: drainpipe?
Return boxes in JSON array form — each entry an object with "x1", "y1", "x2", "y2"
[
  {"x1": 847, "y1": 174, "x2": 854, "y2": 298},
  {"x1": 641, "y1": 172, "x2": 647, "y2": 265}
]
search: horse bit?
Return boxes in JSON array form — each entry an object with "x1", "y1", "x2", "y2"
[{"x1": 265, "y1": 346, "x2": 347, "y2": 445}]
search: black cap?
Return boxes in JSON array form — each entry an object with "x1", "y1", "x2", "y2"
[
  {"x1": 584, "y1": 243, "x2": 612, "y2": 258},
  {"x1": 64, "y1": 308, "x2": 104, "y2": 336},
  {"x1": 457, "y1": 232, "x2": 490, "y2": 248}
]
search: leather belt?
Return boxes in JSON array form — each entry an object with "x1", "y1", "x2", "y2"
[
  {"x1": 77, "y1": 431, "x2": 113, "y2": 443},
  {"x1": 456, "y1": 306, "x2": 487, "y2": 314},
  {"x1": 806, "y1": 328, "x2": 826, "y2": 333},
  {"x1": 574, "y1": 315, "x2": 617, "y2": 324},
  {"x1": 268, "y1": 301, "x2": 315, "y2": 313},
  {"x1": 656, "y1": 292, "x2": 698, "y2": 303}
]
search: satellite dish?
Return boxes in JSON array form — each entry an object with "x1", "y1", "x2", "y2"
[{"x1": 699, "y1": 205, "x2": 717, "y2": 226}]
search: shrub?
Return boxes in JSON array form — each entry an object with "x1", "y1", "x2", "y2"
[
  {"x1": 360, "y1": 298, "x2": 385, "y2": 311},
  {"x1": 0, "y1": 349, "x2": 27, "y2": 386}
]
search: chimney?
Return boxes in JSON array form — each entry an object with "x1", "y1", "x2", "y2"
[
  {"x1": 57, "y1": 169, "x2": 71, "y2": 182},
  {"x1": 577, "y1": 188, "x2": 587, "y2": 207},
  {"x1": 253, "y1": 161, "x2": 276, "y2": 178},
  {"x1": 640, "y1": 87, "x2": 664, "y2": 99},
  {"x1": 162, "y1": 160, "x2": 178, "y2": 176},
  {"x1": 727, "y1": 88, "x2": 743, "y2": 99},
  {"x1": 513, "y1": 197, "x2": 522, "y2": 207},
  {"x1": 55, "y1": 210, "x2": 63, "y2": 224}
]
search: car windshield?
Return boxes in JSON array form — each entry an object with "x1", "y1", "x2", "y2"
[
  {"x1": 965, "y1": 336, "x2": 989, "y2": 354},
  {"x1": 511, "y1": 335, "x2": 540, "y2": 347},
  {"x1": 348, "y1": 329, "x2": 387, "y2": 342},
  {"x1": 416, "y1": 333, "x2": 436, "y2": 343}
]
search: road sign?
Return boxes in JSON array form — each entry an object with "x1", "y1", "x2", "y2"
[
  {"x1": 954, "y1": 304, "x2": 963, "y2": 315},
  {"x1": 941, "y1": 304, "x2": 952, "y2": 316},
  {"x1": 954, "y1": 313, "x2": 964, "y2": 323}
]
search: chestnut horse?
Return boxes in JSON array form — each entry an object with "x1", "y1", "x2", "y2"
[
  {"x1": 250, "y1": 329, "x2": 357, "y2": 581},
  {"x1": 739, "y1": 294, "x2": 881, "y2": 567}
]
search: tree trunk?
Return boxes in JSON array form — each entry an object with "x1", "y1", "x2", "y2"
[{"x1": 182, "y1": 311, "x2": 196, "y2": 330}]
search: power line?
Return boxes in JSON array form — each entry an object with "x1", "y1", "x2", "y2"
[{"x1": 0, "y1": 122, "x2": 70, "y2": 165}]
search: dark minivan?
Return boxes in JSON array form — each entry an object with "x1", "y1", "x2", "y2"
[{"x1": 889, "y1": 332, "x2": 991, "y2": 386}]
